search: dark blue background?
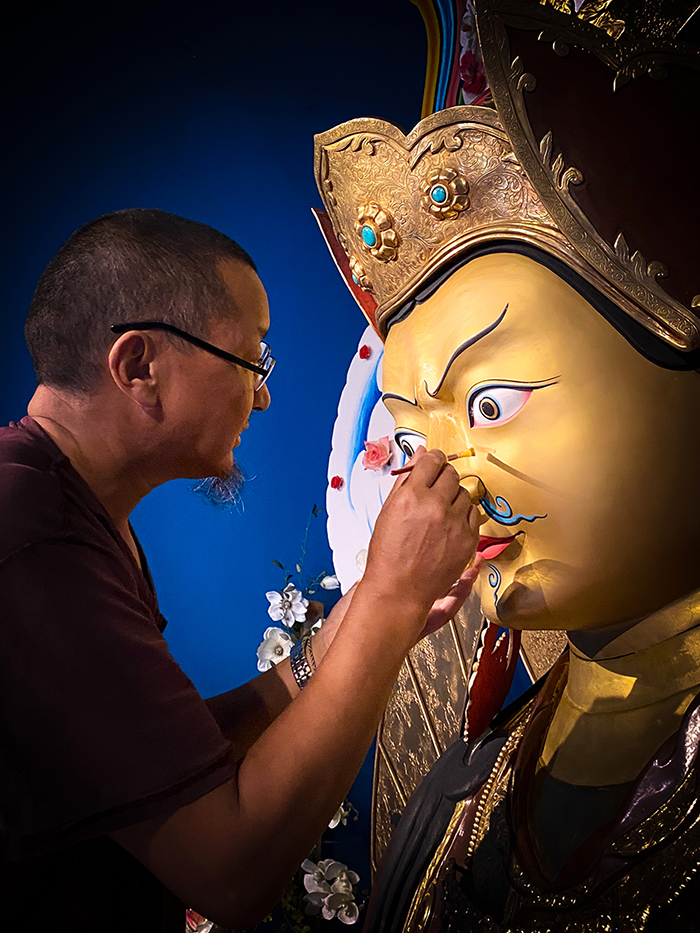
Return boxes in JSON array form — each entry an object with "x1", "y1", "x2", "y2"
[
  {"x1": 1, "y1": 0, "x2": 426, "y2": 693},
  {"x1": 1, "y1": 0, "x2": 427, "y2": 915}
]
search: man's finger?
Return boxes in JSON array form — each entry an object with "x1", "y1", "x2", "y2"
[
  {"x1": 431, "y1": 461, "x2": 461, "y2": 500},
  {"x1": 385, "y1": 445, "x2": 427, "y2": 494},
  {"x1": 401, "y1": 447, "x2": 448, "y2": 488},
  {"x1": 418, "y1": 553, "x2": 485, "y2": 639}
]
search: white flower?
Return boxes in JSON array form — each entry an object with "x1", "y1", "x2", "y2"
[
  {"x1": 256, "y1": 626, "x2": 292, "y2": 671},
  {"x1": 328, "y1": 801, "x2": 351, "y2": 829},
  {"x1": 320, "y1": 574, "x2": 340, "y2": 590},
  {"x1": 301, "y1": 859, "x2": 360, "y2": 923},
  {"x1": 265, "y1": 583, "x2": 309, "y2": 627}
]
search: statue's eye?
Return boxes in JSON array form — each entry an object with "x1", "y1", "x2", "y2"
[
  {"x1": 468, "y1": 385, "x2": 533, "y2": 428},
  {"x1": 394, "y1": 430, "x2": 426, "y2": 459}
]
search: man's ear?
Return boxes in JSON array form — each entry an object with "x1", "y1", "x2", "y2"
[{"x1": 108, "y1": 332, "x2": 162, "y2": 417}]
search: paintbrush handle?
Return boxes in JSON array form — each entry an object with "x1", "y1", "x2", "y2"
[{"x1": 390, "y1": 448, "x2": 475, "y2": 476}]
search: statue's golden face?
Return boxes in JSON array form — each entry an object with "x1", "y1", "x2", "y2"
[{"x1": 382, "y1": 253, "x2": 700, "y2": 632}]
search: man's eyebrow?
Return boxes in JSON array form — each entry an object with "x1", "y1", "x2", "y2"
[
  {"x1": 381, "y1": 392, "x2": 418, "y2": 407},
  {"x1": 425, "y1": 304, "x2": 509, "y2": 398}
]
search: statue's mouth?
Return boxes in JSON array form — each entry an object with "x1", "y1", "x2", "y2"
[{"x1": 477, "y1": 534, "x2": 518, "y2": 561}]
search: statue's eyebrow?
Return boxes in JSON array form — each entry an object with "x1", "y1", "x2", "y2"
[
  {"x1": 425, "y1": 304, "x2": 509, "y2": 399},
  {"x1": 381, "y1": 392, "x2": 418, "y2": 406}
]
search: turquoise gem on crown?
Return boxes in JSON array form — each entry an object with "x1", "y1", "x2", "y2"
[
  {"x1": 431, "y1": 185, "x2": 448, "y2": 204},
  {"x1": 361, "y1": 225, "x2": 377, "y2": 248}
]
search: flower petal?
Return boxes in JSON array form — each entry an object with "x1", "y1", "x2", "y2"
[
  {"x1": 322, "y1": 860, "x2": 347, "y2": 881},
  {"x1": 303, "y1": 891, "x2": 326, "y2": 907},
  {"x1": 338, "y1": 902, "x2": 360, "y2": 924},
  {"x1": 326, "y1": 892, "x2": 352, "y2": 909},
  {"x1": 304, "y1": 877, "x2": 332, "y2": 895},
  {"x1": 331, "y1": 877, "x2": 352, "y2": 895}
]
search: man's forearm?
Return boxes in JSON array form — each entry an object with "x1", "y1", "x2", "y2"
[
  {"x1": 205, "y1": 616, "x2": 338, "y2": 759},
  {"x1": 205, "y1": 662, "x2": 296, "y2": 759}
]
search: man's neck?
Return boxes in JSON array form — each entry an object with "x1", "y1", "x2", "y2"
[{"x1": 27, "y1": 384, "x2": 157, "y2": 532}]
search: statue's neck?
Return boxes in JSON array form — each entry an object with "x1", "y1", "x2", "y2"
[{"x1": 540, "y1": 589, "x2": 700, "y2": 785}]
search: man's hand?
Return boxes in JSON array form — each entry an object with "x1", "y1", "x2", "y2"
[
  {"x1": 417, "y1": 552, "x2": 484, "y2": 641},
  {"x1": 360, "y1": 447, "x2": 480, "y2": 643},
  {"x1": 315, "y1": 557, "x2": 484, "y2": 656}
]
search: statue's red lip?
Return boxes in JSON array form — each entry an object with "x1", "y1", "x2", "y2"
[{"x1": 477, "y1": 535, "x2": 517, "y2": 561}]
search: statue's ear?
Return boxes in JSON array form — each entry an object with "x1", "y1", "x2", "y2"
[{"x1": 311, "y1": 207, "x2": 381, "y2": 337}]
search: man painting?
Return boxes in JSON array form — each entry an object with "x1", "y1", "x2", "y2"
[{"x1": 0, "y1": 208, "x2": 481, "y2": 931}]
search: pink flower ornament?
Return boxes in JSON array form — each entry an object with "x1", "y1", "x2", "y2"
[{"x1": 362, "y1": 436, "x2": 393, "y2": 471}]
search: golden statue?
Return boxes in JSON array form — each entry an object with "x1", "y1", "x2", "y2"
[{"x1": 314, "y1": 0, "x2": 700, "y2": 928}]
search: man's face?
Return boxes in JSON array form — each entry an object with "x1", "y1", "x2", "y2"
[
  {"x1": 382, "y1": 253, "x2": 700, "y2": 632},
  {"x1": 167, "y1": 258, "x2": 271, "y2": 482}
]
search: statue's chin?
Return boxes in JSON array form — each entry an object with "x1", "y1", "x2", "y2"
[{"x1": 477, "y1": 559, "x2": 571, "y2": 631}]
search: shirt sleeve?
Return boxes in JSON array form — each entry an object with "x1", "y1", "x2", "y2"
[{"x1": 0, "y1": 536, "x2": 237, "y2": 860}]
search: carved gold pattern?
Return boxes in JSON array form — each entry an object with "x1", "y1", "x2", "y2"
[
  {"x1": 371, "y1": 594, "x2": 484, "y2": 872},
  {"x1": 536, "y1": 0, "x2": 700, "y2": 44},
  {"x1": 420, "y1": 167, "x2": 471, "y2": 219},
  {"x1": 521, "y1": 629, "x2": 567, "y2": 682},
  {"x1": 475, "y1": 0, "x2": 700, "y2": 350},
  {"x1": 540, "y1": 0, "x2": 626, "y2": 40},
  {"x1": 402, "y1": 701, "x2": 534, "y2": 933}
]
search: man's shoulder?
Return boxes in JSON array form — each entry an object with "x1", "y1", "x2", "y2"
[{"x1": 0, "y1": 419, "x2": 68, "y2": 559}]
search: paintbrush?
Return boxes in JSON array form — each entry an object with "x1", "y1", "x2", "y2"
[{"x1": 390, "y1": 448, "x2": 476, "y2": 476}]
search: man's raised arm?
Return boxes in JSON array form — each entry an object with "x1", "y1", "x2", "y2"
[{"x1": 112, "y1": 448, "x2": 480, "y2": 929}]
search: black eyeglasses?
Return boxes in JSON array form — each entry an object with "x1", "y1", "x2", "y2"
[{"x1": 110, "y1": 321, "x2": 275, "y2": 391}]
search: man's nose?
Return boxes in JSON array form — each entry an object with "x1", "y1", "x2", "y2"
[{"x1": 253, "y1": 382, "x2": 271, "y2": 411}]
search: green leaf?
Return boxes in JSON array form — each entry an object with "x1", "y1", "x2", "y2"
[{"x1": 271, "y1": 560, "x2": 284, "y2": 569}]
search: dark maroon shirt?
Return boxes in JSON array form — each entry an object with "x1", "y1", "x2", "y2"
[{"x1": 0, "y1": 417, "x2": 237, "y2": 931}]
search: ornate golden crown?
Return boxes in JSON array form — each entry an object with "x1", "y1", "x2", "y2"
[
  {"x1": 313, "y1": 0, "x2": 700, "y2": 349},
  {"x1": 315, "y1": 108, "x2": 569, "y2": 337}
]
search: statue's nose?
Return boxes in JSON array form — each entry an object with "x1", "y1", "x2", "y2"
[{"x1": 458, "y1": 473, "x2": 486, "y2": 503}]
